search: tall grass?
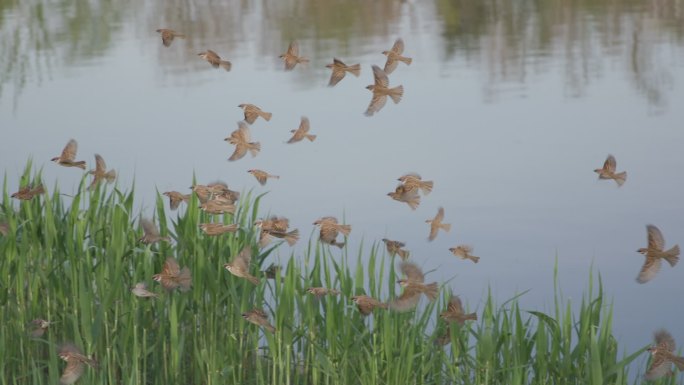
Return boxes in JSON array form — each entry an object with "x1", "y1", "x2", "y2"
[{"x1": 0, "y1": 164, "x2": 660, "y2": 384}]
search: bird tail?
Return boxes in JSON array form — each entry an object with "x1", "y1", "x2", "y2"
[
  {"x1": 419, "y1": 180, "x2": 434, "y2": 195},
  {"x1": 75, "y1": 161, "x2": 87, "y2": 170},
  {"x1": 440, "y1": 223, "x2": 452, "y2": 232},
  {"x1": 285, "y1": 229, "x2": 299, "y2": 246},
  {"x1": 465, "y1": 312, "x2": 478, "y2": 321},
  {"x1": 348, "y1": 63, "x2": 361, "y2": 77},
  {"x1": 105, "y1": 170, "x2": 116, "y2": 183},
  {"x1": 264, "y1": 324, "x2": 276, "y2": 333},
  {"x1": 249, "y1": 142, "x2": 261, "y2": 157},
  {"x1": 178, "y1": 267, "x2": 192, "y2": 291},
  {"x1": 298, "y1": 57, "x2": 310, "y2": 64},
  {"x1": 614, "y1": 172, "x2": 627, "y2": 186},
  {"x1": 175, "y1": 33, "x2": 186, "y2": 39},
  {"x1": 220, "y1": 60, "x2": 232, "y2": 72},
  {"x1": 32, "y1": 184, "x2": 45, "y2": 195},
  {"x1": 664, "y1": 245, "x2": 680, "y2": 267},
  {"x1": 306, "y1": 134, "x2": 317, "y2": 142},
  {"x1": 406, "y1": 195, "x2": 420, "y2": 210},
  {"x1": 469, "y1": 255, "x2": 480, "y2": 264},
  {"x1": 334, "y1": 241, "x2": 345, "y2": 249},
  {"x1": 337, "y1": 224, "x2": 352, "y2": 236},
  {"x1": 388, "y1": 85, "x2": 403, "y2": 104},
  {"x1": 397, "y1": 249, "x2": 410, "y2": 261},
  {"x1": 400, "y1": 56, "x2": 413, "y2": 65},
  {"x1": 260, "y1": 111, "x2": 273, "y2": 121},
  {"x1": 424, "y1": 282, "x2": 439, "y2": 301},
  {"x1": 248, "y1": 275, "x2": 260, "y2": 285}
]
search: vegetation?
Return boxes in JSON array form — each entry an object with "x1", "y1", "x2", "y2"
[{"x1": 0, "y1": 163, "x2": 662, "y2": 384}]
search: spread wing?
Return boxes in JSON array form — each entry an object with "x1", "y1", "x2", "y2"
[
  {"x1": 233, "y1": 246, "x2": 252, "y2": 270},
  {"x1": 287, "y1": 41, "x2": 299, "y2": 57},
  {"x1": 94, "y1": 154, "x2": 106, "y2": 173},
  {"x1": 654, "y1": 329, "x2": 676, "y2": 352},
  {"x1": 237, "y1": 122, "x2": 251, "y2": 141},
  {"x1": 229, "y1": 144, "x2": 248, "y2": 161},
  {"x1": 646, "y1": 224, "x2": 665, "y2": 251},
  {"x1": 435, "y1": 207, "x2": 445, "y2": 222},
  {"x1": 142, "y1": 218, "x2": 160, "y2": 238},
  {"x1": 299, "y1": 117, "x2": 310, "y2": 133},
  {"x1": 252, "y1": 171, "x2": 267, "y2": 185},
  {"x1": 243, "y1": 107, "x2": 259, "y2": 124},
  {"x1": 162, "y1": 257, "x2": 181, "y2": 277},
  {"x1": 364, "y1": 93, "x2": 387, "y2": 117},
  {"x1": 372, "y1": 65, "x2": 389, "y2": 88},
  {"x1": 400, "y1": 261, "x2": 425, "y2": 283},
  {"x1": 636, "y1": 256, "x2": 661, "y2": 284},
  {"x1": 447, "y1": 295, "x2": 464, "y2": 315},
  {"x1": 328, "y1": 66, "x2": 346, "y2": 86},
  {"x1": 644, "y1": 354, "x2": 672, "y2": 380},
  {"x1": 389, "y1": 288, "x2": 421, "y2": 312},
  {"x1": 391, "y1": 38, "x2": 405, "y2": 54},
  {"x1": 61, "y1": 139, "x2": 78, "y2": 161},
  {"x1": 603, "y1": 155, "x2": 617, "y2": 173}
]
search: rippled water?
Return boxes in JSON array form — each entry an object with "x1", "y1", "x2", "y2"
[{"x1": 2, "y1": 0, "x2": 684, "y2": 363}]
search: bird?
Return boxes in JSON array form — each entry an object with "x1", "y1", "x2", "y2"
[
  {"x1": 365, "y1": 65, "x2": 404, "y2": 116},
  {"x1": 11, "y1": 184, "x2": 44, "y2": 200},
  {"x1": 440, "y1": 295, "x2": 477, "y2": 325},
  {"x1": 255, "y1": 216, "x2": 290, "y2": 233},
  {"x1": 594, "y1": 155, "x2": 627, "y2": 186},
  {"x1": 225, "y1": 121, "x2": 261, "y2": 161},
  {"x1": 29, "y1": 319, "x2": 52, "y2": 338},
  {"x1": 51, "y1": 139, "x2": 86, "y2": 169},
  {"x1": 351, "y1": 295, "x2": 387, "y2": 316},
  {"x1": 381, "y1": 238, "x2": 409, "y2": 260},
  {"x1": 326, "y1": 58, "x2": 361, "y2": 86},
  {"x1": 636, "y1": 224, "x2": 679, "y2": 283},
  {"x1": 87, "y1": 154, "x2": 116, "y2": 190},
  {"x1": 139, "y1": 218, "x2": 171, "y2": 244},
  {"x1": 644, "y1": 329, "x2": 684, "y2": 380},
  {"x1": 426, "y1": 207, "x2": 451, "y2": 241},
  {"x1": 152, "y1": 257, "x2": 192, "y2": 292},
  {"x1": 199, "y1": 223, "x2": 238, "y2": 236},
  {"x1": 287, "y1": 116, "x2": 316, "y2": 143},
  {"x1": 262, "y1": 263, "x2": 282, "y2": 280},
  {"x1": 156, "y1": 28, "x2": 185, "y2": 47},
  {"x1": 313, "y1": 217, "x2": 351, "y2": 248},
  {"x1": 397, "y1": 173, "x2": 433, "y2": 195},
  {"x1": 306, "y1": 287, "x2": 341, "y2": 298},
  {"x1": 279, "y1": 41, "x2": 309, "y2": 70},
  {"x1": 258, "y1": 228, "x2": 299, "y2": 248},
  {"x1": 198, "y1": 49, "x2": 231, "y2": 71},
  {"x1": 382, "y1": 38, "x2": 412, "y2": 74},
  {"x1": 224, "y1": 246, "x2": 260, "y2": 285},
  {"x1": 248, "y1": 169, "x2": 280, "y2": 186},
  {"x1": 238, "y1": 103, "x2": 272, "y2": 124},
  {"x1": 435, "y1": 325, "x2": 453, "y2": 346},
  {"x1": 163, "y1": 191, "x2": 190, "y2": 210},
  {"x1": 200, "y1": 200, "x2": 236, "y2": 215},
  {"x1": 242, "y1": 308, "x2": 275, "y2": 333},
  {"x1": 58, "y1": 343, "x2": 98, "y2": 385},
  {"x1": 131, "y1": 282, "x2": 158, "y2": 298},
  {"x1": 205, "y1": 181, "x2": 240, "y2": 203},
  {"x1": 449, "y1": 245, "x2": 480, "y2": 263},
  {"x1": 387, "y1": 184, "x2": 421, "y2": 210},
  {"x1": 389, "y1": 262, "x2": 439, "y2": 312}
]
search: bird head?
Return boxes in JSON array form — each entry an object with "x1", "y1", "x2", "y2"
[
  {"x1": 381, "y1": 50, "x2": 390, "y2": 56},
  {"x1": 50, "y1": 157, "x2": 60, "y2": 162},
  {"x1": 397, "y1": 279, "x2": 409, "y2": 287},
  {"x1": 366, "y1": 85, "x2": 375, "y2": 91},
  {"x1": 637, "y1": 248, "x2": 648, "y2": 255},
  {"x1": 449, "y1": 248, "x2": 456, "y2": 252},
  {"x1": 223, "y1": 263, "x2": 233, "y2": 272},
  {"x1": 152, "y1": 274, "x2": 162, "y2": 282}
]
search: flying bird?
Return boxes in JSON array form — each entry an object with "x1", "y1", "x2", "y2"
[
  {"x1": 387, "y1": 184, "x2": 421, "y2": 210},
  {"x1": 594, "y1": 155, "x2": 627, "y2": 186},
  {"x1": 29, "y1": 319, "x2": 52, "y2": 338},
  {"x1": 279, "y1": 41, "x2": 309, "y2": 70},
  {"x1": 58, "y1": 343, "x2": 98, "y2": 385},
  {"x1": 11, "y1": 184, "x2": 45, "y2": 200},
  {"x1": 131, "y1": 282, "x2": 158, "y2": 298},
  {"x1": 307, "y1": 287, "x2": 341, "y2": 298},
  {"x1": 242, "y1": 308, "x2": 275, "y2": 333},
  {"x1": 163, "y1": 191, "x2": 190, "y2": 210},
  {"x1": 326, "y1": 58, "x2": 361, "y2": 86},
  {"x1": 397, "y1": 173, "x2": 433, "y2": 195},
  {"x1": 152, "y1": 257, "x2": 192, "y2": 292},
  {"x1": 139, "y1": 218, "x2": 171, "y2": 244},
  {"x1": 224, "y1": 246, "x2": 260, "y2": 285},
  {"x1": 426, "y1": 207, "x2": 451, "y2": 241},
  {"x1": 238, "y1": 104, "x2": 272, "y2": 124},
  {"x1": 351, "y1": 295, "x2": 387, "y2": 316},
  {"x1": 225, "y1": 121, "x2": 261, "y2": 161},
  {"x1": 382, "y1": 238, "x2": 409, "y2": 260},
  {"x1": 365, "y1": 65, "x2": 404, "y2": 116},
  {"x1": 248, "y1": 169, "x2": 280, "y2": 186},
  {"x1": 449, "y1": 245, "x2": 480, "y2": 263},
  {"x1": 198, "y1": 49, "x2": 232, "y2": 71},
  {"x1": 287, "y1": 116, "x2": 316, "y2": 143},
  {"x1": 199, "y1": 223, "x2": 238, "y2": 236},
  {"x1": 389, "y1": 262, "x2": 439, "y2": 312},
  {"x1": 200, "y1": 200, "x2": 236, "y2": 215},
  {"x1": 644, "y1": 329, "x2": 684, "y2": 380},
  {"x1": 313, "y1": 217, "x2": 351, "y2": 248},
  {"x1": 636, "y1": 224, "x2": 679, "y2": 283},
  {"x1": 88, "y1": 154, "x2": 116, "y2": 190},
  {"x1": 156, "y1": 28, "x2": 185, "y2": 47},
  {"x1": 440, "y1": 295, "x2": 477, "y2": 325},
  {"x1": 51, "y1": 139, "x2": 86, "y2": 169},
  {"x1": 382, "y1": 38, "x2": 412, "y2": 74}
]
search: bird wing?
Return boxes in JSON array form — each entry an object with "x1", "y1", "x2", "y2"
[
  {"x1": 364, "y1": 93, "x2": 387, "y2": 117},
  {"x1": 372, "y1": 65, "x2": 390, "y2": 88},
  {"x1": 646, "y1": 224, "x2": 665, "y2": 251},
  {"x1": 435, "y1": 207, "x2": 445, "y2": 222},
  {"x1": 229, "y1": 144, "x2": 248, "y2": 161},
  {"x1": 390, "y1": 288, "x2": 421, "y2": 312},
  {"x1": 428, "y1": 222, "x2": 440, "y2": 241},
  {"x1": 328, "y1": 67, "x2": 346, "y2": 86},
  {"x1": 384, "y1": 58, "x2": 398, "y2": 75},
  {"x1": 243, "y1": 108, "x2": 259, "y2": 124},
  {"x1": 160, "y1": 30, "x2": 173, "y2": 47},
  {"x1": 94, "y1": 154, "x2": 106, "y2": 173},
  {"x1": 233, "y1": 246, "x2": 252, "y2": 270},
  {"x1": 401, "y1": 261, "x2": 425, "y2": 283},
  {"x1": 637, "y1": 256, "x2": 661, "y2": 283},
  {"x1": 253, "y1": 171, "x2": 267, "y2": 185},
  {"x1": 237, "y1": 122, "x2": 252, "y2": 141},
  {"x1": 603, "y1": 155, "x2": 617, "y2": 173},
  {"x1": 644, "y1": 354, "x2": 671, "y2": 380},
  {"x1": 447, "y1": 295, "x2": 464, "y2": 315},
  {"x1": 206, "y1": 49, "x2": 220, "y2": 59},
  {"x1": 287, "y1": 41, "x2": 299, "y2": 56},
  {"x1": 61, "y1": 139, "x2": 78, "y2": 161},
  {"x1": 654, "y1": 329, "x2": 676, "y2": 352},
  {"x1": 162, "y1": 257, "x2": 181, "y2": 277},
  {"x1": 299, "y1": 117, "x2": 310, "y2": 133},
  {"x1": 391, "y1": 38, "x2": 405, "y2": 54},
  {"x1": 142, "y1": 218, "x2": 160, "y2": 238}
]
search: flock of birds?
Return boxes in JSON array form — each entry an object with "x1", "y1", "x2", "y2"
[{"x1": 2, "y1": 28, "x2": 682, "y2": 384}]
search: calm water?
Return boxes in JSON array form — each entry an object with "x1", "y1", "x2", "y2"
[{"x1": 2, "y1": 0, "x2": 684, "y2": 368}]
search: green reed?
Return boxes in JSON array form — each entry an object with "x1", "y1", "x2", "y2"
[{"x1": 0, "y1": 164, "x2": 658, "y2": 384}]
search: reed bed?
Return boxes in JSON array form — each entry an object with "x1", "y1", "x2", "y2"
[{"x1": 0, "y1": 164, "x2": 661, "y2": 384}]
